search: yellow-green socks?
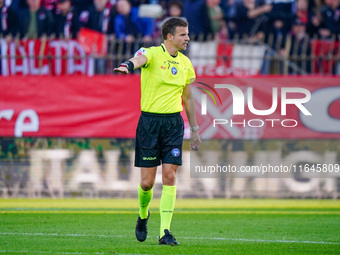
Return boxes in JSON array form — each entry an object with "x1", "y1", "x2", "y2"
[
  {"x1": 138, "y1": 184, "x2": 153, "y2": 219},
  {"x1": 159, "y1": 185, "x2": 176, "y2": 237}
]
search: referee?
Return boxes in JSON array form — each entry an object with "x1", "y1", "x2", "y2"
[{"x1": 114, "y1": 17, "x2": 201, "y2": 246}]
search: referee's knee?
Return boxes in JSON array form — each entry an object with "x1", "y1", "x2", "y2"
[
  {"x1": 140, "y1": 181, "x2": 154, "y2": 191},
  {"x1": 162, "y1": 173, "x2": 176, "y2": 186}
]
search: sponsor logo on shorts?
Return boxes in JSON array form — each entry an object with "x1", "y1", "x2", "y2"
[
  {"x1": 171, "y1": 67, "x2": 177, "y2": 75},
  {"x1": 171, "y1": 148, "x2": 180, "y2": 157},
  {"x1": 143, "y1": 157, "x2": 157, "y2": 160}
]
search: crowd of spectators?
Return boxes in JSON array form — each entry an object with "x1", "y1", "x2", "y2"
[
  {"x1": 0, "y1": 0, "x2": 339, "y2": 74},
  {"x1": 0, "y1": 0, "x2": 339, "y2": 42}
]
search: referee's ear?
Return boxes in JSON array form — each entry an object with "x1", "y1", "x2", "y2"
[{"x1": 167, "y1": 33, "x2": 174, "y2": 41}]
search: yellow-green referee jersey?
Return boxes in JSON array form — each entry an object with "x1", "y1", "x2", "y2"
[{"x1": 136, "y1": 43, "x2": 196, "y2": 114}]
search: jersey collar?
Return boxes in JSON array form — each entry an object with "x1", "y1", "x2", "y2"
[{"x1": 161, "y1": 43, "x2": 178, "y2": 58}]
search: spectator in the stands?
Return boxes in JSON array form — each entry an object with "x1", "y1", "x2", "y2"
[
  {"x1": 287, "y1": 16, "x2": 311, "y2": 73},
  {"x1": 296, "y1": 0, "x2": 308, "y2": 24},
  {"x1": 235, "y1": 0, "x2": 272, "y2": 39},
  {"x1": 81, "y1": 0, "x2": 115, "y2": 74},
  {"x1": 130, "y1": 0, "x2": 162, "y2": 6},
  {"x1": 182, "y1": 0, "x2": 215, "y2": 41},
  {"x1": 9, "y1": 0, "x2": 28, "y2": 10},
  {"x1": 154, "y1": 0, "x2": 183, "y2": 37},
  {"x1": 114, "y1": 0, "x2": 154, "y2": 43},
  {"x1": 319, "y1": 0, "x2": 340, "y2": 40},
  {"x1": 206, "y1": 0, "x2": 226, "y2": 38},
  {"x1": 168, "y1": 0, "x2": 182, "y2": 17},
  {"x1": 83, "y1": 0, "x2": 115, "y2": 35},
  {"x1": 0, "y1": 0, "x2": 18, "y2": 41},
  {"x1": 71, "y1": 0, "x2": 93, "y2": 11},
  {"x1": 263, "y1": 0, "x2": 294, "y2": 50},
  {"x1": 183, "y1": 0, "x2": 227, "y2": 40},
  {"x1": 41, "y1": 0, "x2": 58, "y2": 13},
  {"x1": 294, "y1": 0, "x2": 319, "y2": 37},
  {"x1": 18, "y1": 0, "x2": 54, "y2": 39},
  {"x1": 54, "y1": 0, "x2": 81, "y2": 39},
  {"x1": 222, "y1": 0, "x2": 238, "y2": 39},
  {"x1": 308, "y1": 0, "x2": 322, "y2": 13},
  {"x1": 107, "y1": 0, "x2": 115, "y2": 8}
]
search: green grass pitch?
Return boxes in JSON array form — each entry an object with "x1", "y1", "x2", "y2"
[{"x1": 0, "y1": 199, "x2": 339, "y2": 254}]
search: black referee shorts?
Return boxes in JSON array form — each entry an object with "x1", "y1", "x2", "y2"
[{"x1": 135, "y1": 111, "x2": 184, "y2": 167}]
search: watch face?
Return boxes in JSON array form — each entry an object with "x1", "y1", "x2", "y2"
[{"x1": 191, "y1": 125, "x2": 199, "y2": 131}]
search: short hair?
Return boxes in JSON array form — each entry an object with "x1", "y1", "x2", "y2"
[
  {"x1": 161, "y1": 17, "x2": 188, "y2": 40},
  {"x1": 168, "y1": 0, "x2": 183, "y2": 9}
]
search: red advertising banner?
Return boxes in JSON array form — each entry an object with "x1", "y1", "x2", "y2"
[
  {"x1": 78, "y1": 28, "x2": 108, "y2": 57},
  {"x1": 193, "y1": 77, "x2": 340, "y2": 139},
  {"x1": 0, "y1": 39, "x2": 93, "y2": 76},
  {"x1": 310, "y1": 40, "x2": 340, "y2": 74},
  {"x1": 0, "y1": 76, "x2": 140, "y2": 138},
  {"x1": 0, "y1": 76, "x2": 339, "y2": 139},
  {"x1": 0, "y1": 40, "x2": 50, "y2": 75}
]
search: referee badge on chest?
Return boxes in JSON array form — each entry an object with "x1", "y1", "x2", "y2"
[{"x1": 171, "y1": 67, "x2": 177, "y2": 75}]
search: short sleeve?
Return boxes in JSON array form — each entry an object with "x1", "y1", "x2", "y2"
[
  {"x1": 134, "y1": 47, "x2": 152, "y2": 68},
  {"x1": 186, "y1": 61, "x2": 196, "y2": 84}
]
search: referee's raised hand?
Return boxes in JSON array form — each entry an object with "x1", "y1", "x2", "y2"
[
  {"x1": 113, "y1": 66, "x2": 129, "y2": 74},
  {"x1": 114, "y1": 58, "x2": 146, "y2": 74}
]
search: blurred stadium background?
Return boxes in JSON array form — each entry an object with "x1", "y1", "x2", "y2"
[{"x1": 0, "y1": 0, "x2": 340, "y2": 199}]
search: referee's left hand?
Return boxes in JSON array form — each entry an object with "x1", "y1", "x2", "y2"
[
  {"x1": 190, "y1": 131, "x2": 201, "y2": 151},
  {"x1": 113, "y1": 66, "x2": 129, "y2": 74}
]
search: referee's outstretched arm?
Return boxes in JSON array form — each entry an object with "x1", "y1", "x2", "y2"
[{"x1": 113, "y1": 55, "x2": 147, "y2": 74}]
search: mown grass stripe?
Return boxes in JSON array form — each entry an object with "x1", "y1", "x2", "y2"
[
  {"x1": 1, "y1": 210, "x2": 339, "y2": 214},
  {"x1": 1, "y1": 199, "x2": 339, "y2": 210},
  {"x1": 1, "y1": 232, "x2": 339, "y2": 245},
  {"x1": 2, "y1": 208, "x2": 339, "y2": 211},
  {"x1": 0, "y1": 250, "x2": 113, "y2": 255}
]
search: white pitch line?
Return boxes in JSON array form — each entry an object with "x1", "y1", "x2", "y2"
[
  {"x1": 1, "y1": 232, "x2": 339, "y2": 245},
  {"x1": 179, "y1": 236, "x2": 340, "y2": 245},
  {"x1": 0, "y1": 232, "x2": 123, "y2": 238}
]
